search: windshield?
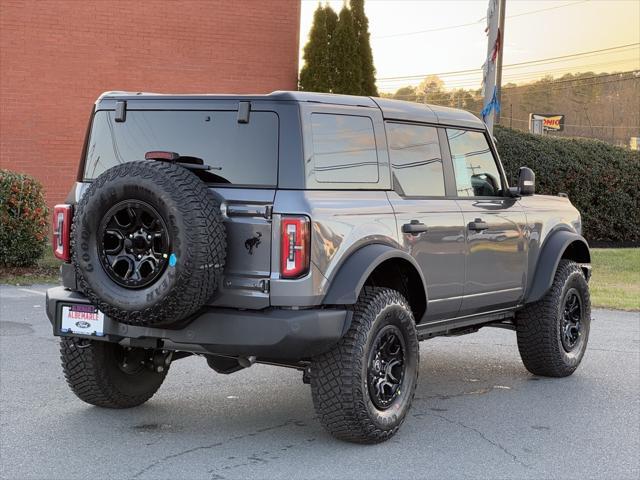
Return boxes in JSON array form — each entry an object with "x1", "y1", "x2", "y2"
[{"x1": 83, "y1": 110, "x2": 279, "y2": 186}]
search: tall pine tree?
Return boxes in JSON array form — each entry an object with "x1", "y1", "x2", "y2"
[
  {"x1": 323, "y1": 5, "x2": 339, "y2": 92},
  {"x1": 332, "y1": 5, "x2": 361, "y2": 95},
  {"x1": 299, "y1": 1, "x2": 377, "y2": 95},
  {"x1": 350, "y1": 0, "x2": 378, "y2": 96},
  {"x1": 299, "y1": 5, "x2": 332, "y2": 92}
]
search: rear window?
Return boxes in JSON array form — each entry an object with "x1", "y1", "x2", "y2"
[{"x1": 84, "y1": 110, "x2": 279, "y2": 186}]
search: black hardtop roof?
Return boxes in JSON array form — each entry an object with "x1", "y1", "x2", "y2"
[{"x1": 97, "y1": 90, "x2": 485, "y2": 129}]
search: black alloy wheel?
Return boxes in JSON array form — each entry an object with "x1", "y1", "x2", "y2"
[
  {"x1": 561, "y1": 289, "x2": 582, "y2": 352},
  {"x1": 367, "y1": 325, "x2": 406, "y2": 410},
  {"x1": 97, "y1": 200, "x2": 170, "y2": 289}
]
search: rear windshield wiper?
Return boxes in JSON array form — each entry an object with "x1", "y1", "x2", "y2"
[
  {"x1": 145, "y1": 151, "x2": 229, "y2": 183},
  {"x1": 145, "y1": 151, "x2": 221, "y2": 171}
]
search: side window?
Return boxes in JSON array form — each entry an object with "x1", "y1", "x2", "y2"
[
  {"x1": 310, "y1": 113, "x2": 378, "y2": 183},
  {"x1": 386, "y1": 122, "x2": 445, "y2": 197},
  {"x1": 447, "y1": 129, "x2": 503, "y2": 197}
]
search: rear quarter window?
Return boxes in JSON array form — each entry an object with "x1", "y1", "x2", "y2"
[
  {"x1": 309, "y1": 113, "x2": 379, "y2": 184},
  {"x1": 84, "y1": 110, "x2": 279, "y2": 187}
]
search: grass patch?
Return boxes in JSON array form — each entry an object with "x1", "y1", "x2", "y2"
[
  {"x1": 590, "y1": 248, "x2": 640, "y2": 311},
  {"x1": 0, "y1": 248, "x2": 60, "y2": 285}
]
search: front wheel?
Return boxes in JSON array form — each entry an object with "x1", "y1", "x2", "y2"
[
  {"x1": 516, "y1": 260, "x2": 591, "y2": 377},
  {"x1": 310, "y1": 287, "x2": 419, "y2": 443},
  {"x1": 60, "y1": 337, "x2": 169, "y2": 408}
]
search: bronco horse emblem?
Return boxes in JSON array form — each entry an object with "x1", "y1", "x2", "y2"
[{"x1": 244, "y1": 232, "x2": 262, "y2": 255}]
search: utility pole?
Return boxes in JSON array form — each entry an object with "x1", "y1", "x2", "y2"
[
  {"x1": 495, "y1": 0, "x2": 506, "y2": 125},
  {"x1": 482, "y1": 0, "x2": 500, "y2": 133}
]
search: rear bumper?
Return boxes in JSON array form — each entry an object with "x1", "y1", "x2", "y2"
[{"x1": 46, "y1": 287, "x2": 350, "y2": 359}]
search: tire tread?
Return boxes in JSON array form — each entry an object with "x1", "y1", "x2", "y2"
[
  {"x1": 60, "y1": 337, "x2": 167, "y2": 408},
  {"x1": 516, "y1": 259, "x2": 591, "y2": 377},
  {"x1": 310, "y1": 287, "x2": 419, "y2": 443}
]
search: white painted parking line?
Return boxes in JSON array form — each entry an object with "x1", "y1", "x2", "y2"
[
  {"x1": 16, "y1": 288, "x2": 46, "y2": 297},
  {"x1": 0, "y1": 286, "x2": 47, "y2": 299}
]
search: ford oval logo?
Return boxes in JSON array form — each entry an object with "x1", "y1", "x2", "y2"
[{"x1": 75, "y1": 321, "x2": 91, "y2": 329}]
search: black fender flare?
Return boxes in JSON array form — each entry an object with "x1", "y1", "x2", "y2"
[
  {"x1": 322, "y1": 243, "x2": 428, "y2": 305},
  {"x1": 525, "y1": 230, "x2": 590, "y2": 304}
]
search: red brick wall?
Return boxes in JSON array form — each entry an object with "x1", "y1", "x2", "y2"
[{"x1": 0, "y1": 0, "x2": 301, "y2": 209}]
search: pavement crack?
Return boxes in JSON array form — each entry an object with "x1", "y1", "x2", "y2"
[
  {"x1": 588, "y1": 347, "x2": 637, "y2": 354},
  {"x1": 131, "y1": 419, "x2": 303, "y2": 479},
  {"x1": 415, "y1": 384, "x2": 511, "y2": 401},
  {"x1": 427, "y1": 412, "x2": 531, "y2": 470}
]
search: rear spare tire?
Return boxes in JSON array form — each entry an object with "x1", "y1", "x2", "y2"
[{"x1": 72, "y1": 161, "x2": 226, "y2": 327}]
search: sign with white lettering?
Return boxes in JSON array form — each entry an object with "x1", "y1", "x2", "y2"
[{"x1": 530, "y1": 113, "x2": 565, "y2": 132}]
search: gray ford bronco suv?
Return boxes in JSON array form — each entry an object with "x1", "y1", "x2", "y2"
[{"x1": 47, "y1": 91, "x2": 592, "y2": 443}]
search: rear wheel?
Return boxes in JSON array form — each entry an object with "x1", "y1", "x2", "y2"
[
  {"x1": 516, "y1": 260, "x2": 591, "y2": 377},
  {"x1": 60, "y1": 337, "x2": 168, "y2": 408},
  {"x1": 310, "y1": 287, "x2": 419, "y2": 443}
]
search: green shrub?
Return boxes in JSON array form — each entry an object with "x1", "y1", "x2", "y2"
[
  {"x1": 495, "y1": 126, "x2": 640, "y2": 243},
  {"x1": 0, "y1": 170, "x2": 49, "y2": 267}
]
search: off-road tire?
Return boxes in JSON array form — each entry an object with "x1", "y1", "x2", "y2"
[
  {"x1": 310, "y1": 287, "x2": 419, "y2": 444},
  {"x1": 60, "y1": 337, "x2": 168, "y2": 408},
  {"x1": 72, "y1": 161, "x2": 226, "y2": 327},
  {"x1": 516, "y1": 260, "x2": 591, "y2": 377}
]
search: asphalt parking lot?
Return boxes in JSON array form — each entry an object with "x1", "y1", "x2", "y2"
[{"x1": 1, "y1": 283, "x2": 638, "y2": 480}]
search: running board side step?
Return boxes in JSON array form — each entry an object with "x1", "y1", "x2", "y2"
[{"x1": 416, "y1": 308, "x2": 517, "y2": 340}]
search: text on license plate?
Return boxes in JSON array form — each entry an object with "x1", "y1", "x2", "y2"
[{"x1": 61, "y1": 305, "x2": 105, "y2": 336}]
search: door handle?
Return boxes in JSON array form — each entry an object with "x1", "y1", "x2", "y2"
[
  {"x1": 402, "y1": 220, "x2": 428, "y2": 235},
  {"x1": 468, "y1": 218, "x2": 489, "y2": 231}
]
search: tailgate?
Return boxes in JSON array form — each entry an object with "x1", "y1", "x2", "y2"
[{"x1": 207, "y1": 187, "x2": 275, "y2": 309}]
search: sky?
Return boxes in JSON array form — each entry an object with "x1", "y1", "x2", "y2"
[{"x1": 299, "y1": 0, "x2": 640, "y2": 92}]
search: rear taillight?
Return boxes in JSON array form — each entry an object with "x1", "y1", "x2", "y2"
[
  {"x1": 280, "y1": 216, "x2": 310, "y2": 279},
  {"x1": 52, "y1": 204, "x2": 72, "y2": 261}
]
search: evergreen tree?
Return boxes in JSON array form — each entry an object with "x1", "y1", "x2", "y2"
[
  {"x1": 350, "y1": 0, "x2": 378, "y2": 96},
  {"x1": 323, "y1": 5, "x2": 339, "y2": 92},
  {"x1": 332, "y1": 5, "x2": 361, "y2": 95},
  {"x1": 299, "y1": 5, "x2": 331, "y2": 92}
]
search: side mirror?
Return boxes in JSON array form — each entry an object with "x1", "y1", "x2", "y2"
[{"x1": 517, "y1": 167, "x2": 535, "y2": 196}]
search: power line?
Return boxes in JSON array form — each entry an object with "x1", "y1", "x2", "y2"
[
  {"x1": 372, "y1": 0, "x2": 589, "y2": 39},
  {"x1": 386, "y1": 74, "x2": 639, "y2": 102},
  {"x1": 378, "y1": 59, "x2": 639, "y2": 90},
  {"x1": 376, "y1": 43, "x2": 639, "y2": 82},
  {"x1": 415, "y1": 105, "x2": 638, "y2": 130},
  {"x1": 373, "y1": 18, "x2": 482, "y2": 40},
  {"x1": 497, "y1": 43, "x2": 639, "y2": 70},
  {"x1": 500, "y1": 72, "x2": 639, "y2": 92}
]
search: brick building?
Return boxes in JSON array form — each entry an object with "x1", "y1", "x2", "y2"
[{"x1": 0, "y1": 0, "x2": 301, "y2": 208}]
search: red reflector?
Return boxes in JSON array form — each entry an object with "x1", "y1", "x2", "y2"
[
  {"x1": 52, "y1": 204, "x2": 72, "y2": 262},
  {"x1": 280, "y1": 216, "x2": 310, "y2": 279},
  {"x1": 145, "y1": 151, "x2": 180, "y2": 161}
]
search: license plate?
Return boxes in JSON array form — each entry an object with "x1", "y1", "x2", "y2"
[{"x1": 60, "y1": 305, "x2": 105, "y2": 336}]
